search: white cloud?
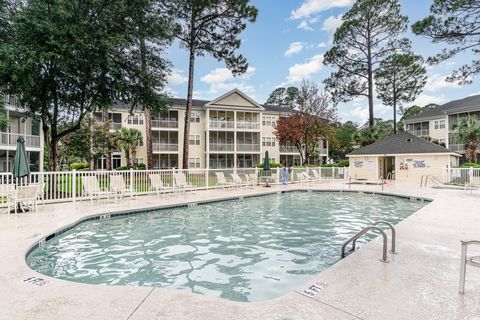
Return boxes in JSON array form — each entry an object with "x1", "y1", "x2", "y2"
[
  {"x1": 285, "y1": 54, "x2": 324, "y2": 83},
  {"x1": 167, "y1": 70, "x2": 188, "y2": 85},
  {"x1": 348, "y1": 103, "x2": 390, "y2": 122},
  {"x1": 413, "y1": 94, "x2": 447, "y2": 106},
  {"x1": 322, "y1": 14, "x2": 343, "y2": 32},
  {"x1": 291, "y1": 0, "x2": 354, "y2": 19},
  {"x1": 285, "y1": 42, "x2": 306, "y2": 57},
  {"x1": 317, "y1": 42, "x2": 327, "y2": 48},
  {"x1": 199, "y1": 67, "x2": 256, "y2": 96},
  {"x1": 424, "y1": 74, "x2": 461, "y2": 92},
  {"x1": 298, "y1": 20, "x2": 314, "y2": 31}
]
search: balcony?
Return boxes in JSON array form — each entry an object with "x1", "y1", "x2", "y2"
[
  {"x1": 209, "y1": 143, "x2": 234, "y2": 152},
  {"x1": 152, "y1": 119, "x2": 178, "y2": 129},
  {"x1": 236, "y1": 121, "x2": 260, "y2": 130},
  {"x1": 408, "y1": 129, "x2": 429, "y2": 137},
  {"x1": 109, "y1": 122, "x2": 122, "y2": 131},
  {"x1": 237, "y1": 144, "x2": 260, "y2": 152},
  {"x1": 209, "y1": 120, "x2": 234, "y2": 130},
  {"x1": 153, "y1": 143, "x2": 178, "y2": 152},
  {"x1": 279, "y1": 145, "x2": 298, "y2": 153},
  {"x1": 0, "y1": 132, "x2": 41, "y2": 148}
]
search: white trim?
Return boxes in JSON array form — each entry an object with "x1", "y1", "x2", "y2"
[{"x1": 205, "y1": 89, "x2": 264, "y2": 111}]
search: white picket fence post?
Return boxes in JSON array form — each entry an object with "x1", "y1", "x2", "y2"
[
  {"x1": 72, "y1": 169, "x2": 77, "y2": 202},
  {"x1": 129, "y1": 168, "x2": 134, "y2": 193}
]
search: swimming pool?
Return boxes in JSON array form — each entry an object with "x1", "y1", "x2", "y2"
[{"x1": 27, "y1": 191, "x2": 426, "y2": 302}]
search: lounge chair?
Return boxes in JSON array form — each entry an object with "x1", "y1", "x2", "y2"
[
  {"x1": 311, "y1": 170, "x2": 322, "y2": 181},
  {"x1": 10, "y1": 185, "x2": 38, "y2": 214},
  {"x1": 230, "y1": 173, "x2": 248, "y2": 188},
  {"x1": 244, "y1": 173, "x2": 257, "y2": 188},
  {"x1": 149, "y1": 173, "x2": 175, "y2": 196},
  {"x1": 110, "y1": 175, "x2": 135, "y2": 199},
  {"x1": 82, "y1": 176, "x2": 115, "y2": 203},
  {"x1": 215, "y1": 172, "x2": 235, "y2": 189},
  {"x1": 302, "y1": 171, "x2": 315, "y2": 182},
  {"x1": 459, "y1": 240, "x2": 480, "y2": 293},
  {"x1": 174, "y1": 172, "x2": 194, "y2": 193}
]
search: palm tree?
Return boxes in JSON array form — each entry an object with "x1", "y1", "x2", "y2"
[
  {"x1": 455, "y1": 115, "x2": 480, "y2": 163},
  {"x1": 117, "y1": 128, "x2": 143, "y2": 168}
]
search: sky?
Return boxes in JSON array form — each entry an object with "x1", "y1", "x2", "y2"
[{"x1": 164, "y1": 0, "x2": 480, "y2": 125}]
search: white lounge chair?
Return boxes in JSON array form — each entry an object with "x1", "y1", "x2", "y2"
[
  {"x1": 149, "y1": 173, "x2": 175, "y2": 196},
  {"x1": 311, "y1": 170, "x2": 322, "y2": 181},
  {"x1": 215, "y1": 172, "x2": 235, "y2": 189},
  {"x1": 244, "y1": 173, "x2": 257, "y2": 188},
  {"x1": 302, "y1": 171, "x2": 315, "y2": 183},
  {"x1": 10, "y1": 185, "x2": 38, "y2": 214},
  {"x1": 82, "y1": 176, "x2": 115, "y2": 203},
  {"x1": 110, "y1": 175, "x2": 135, "y2": 199},
  {"x1": 174, "y1": 172, "x2": 194, "y2": 193},
  {"x1": 459, "y1": 240, "x2": 480, "y2": 293},
  {"x1": 230, "y1": 173, "x2": 248, "y2": 188}
]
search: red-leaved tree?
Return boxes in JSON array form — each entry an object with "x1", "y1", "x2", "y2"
[{"x1": 274, "y1": 81, "x2": 336, "y2": 165}]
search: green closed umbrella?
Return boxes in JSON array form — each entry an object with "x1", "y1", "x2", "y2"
[
  {"x1": 263, "y1": 151, "x2": 271, "y2": 187},
  {"x1": 12, "y1": 136, "x2": 30, "y2": 179}
]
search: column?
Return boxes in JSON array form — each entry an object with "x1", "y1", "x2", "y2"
[{"x1": 205, "y1": 109, "x2": 210, "y2": 169}]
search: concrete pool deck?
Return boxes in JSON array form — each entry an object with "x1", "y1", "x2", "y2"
[{"x1": 0, "y1": 182, "x2": 479, "y2": 320}]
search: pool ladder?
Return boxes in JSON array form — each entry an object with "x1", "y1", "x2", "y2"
[{"x1": 341, "y1": 220, "x2": 396, "y2": 262}]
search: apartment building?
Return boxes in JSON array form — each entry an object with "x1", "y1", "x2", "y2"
[
  {"x1": 405, "y1": 94, "x2": 480, "y2": 157},
  {"x1": 95, "y1": 89, "x2": 329, "y2": 169},
  {"x1": 0, "y1": 95, "x2": 43, "y2": 172}
]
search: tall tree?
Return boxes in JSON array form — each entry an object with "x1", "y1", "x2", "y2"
[
  {"x1": 323, "y1": 0, "x2": 409, "y2": 127},
  {"x1": 375, "y1": 49, "x2": 427, "y2": 133},
  {"x1": 274, "y1": 81, "x2": 337, "y2": 165},
  {"x1": 331, "y1": 121, "x2": 359, "y2": 160},
  {"x1": 454, "y1": 115, "x2": 480, "y2": 163},
  {"x1": 0, "y1": 0, "x2": 171, "y2": 171},
  {"x1": 167, "y1": 0, "x2": 257, "y2": 168},
  {"x1": 353, "y1": 119, "x2": 393, "y2": 147},
  {"x1": 265, "y1": 87, "x2": 299, "y2": 108},
  {"x1": 412, "y1": 0, "x2": 480, "y2": 84}
]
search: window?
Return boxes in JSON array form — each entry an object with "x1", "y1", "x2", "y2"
[
  {"x1": 127, "y1": 114, "x2": 144, "y2": 125},
  {"x1": 189, "y1": 157, "x2": 201, "y2": 168},
  {"x1": 262, "y1": 158, "x2": 275, "y2": 163},
  {"x1": 189, "y1": 134, "x2": 200, "y2": 145},
  {"x1": 136, "y1": 158, "x2": 144, "y2": 164},
  {"x1": 191, "y1": 112, "x2": 200, "y2": 123},
  {"x1": 434, "y1": 120, "x2": 445, "y2": 130},
  {"x1": 137, "y1": 139, "x2": 143, "y2": 147},
  {"x1": 112, "y1": 154, "x2": 122, "y2": 169},
  {"x1": 262, "y1": 137, "x2": 276, "y2": 147},
  {"x1": 262, "y1": 115, "x2": 276, "y2": 126}
]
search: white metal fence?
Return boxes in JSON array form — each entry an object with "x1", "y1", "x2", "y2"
[
  {"x1": 0, "y1": 167, "x2": 349, "y2": 205},
  {"x1": 443, "y1": 167, "x2": 480, "y2": 186}
]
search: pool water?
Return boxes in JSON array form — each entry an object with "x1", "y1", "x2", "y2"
[{"x1": 27, "y1": 192, "x2": 426, "y2": 302}]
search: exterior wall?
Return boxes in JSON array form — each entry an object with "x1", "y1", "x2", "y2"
[
  {"x1": 348, "y1": 156, "x2": 379, "y2": 181},
  {"x1": 395, "y1": 154, "x2": 457, "y2": 182}
]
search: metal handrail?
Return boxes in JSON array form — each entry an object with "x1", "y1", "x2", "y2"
[
  {"x1": 420, "y1": 175, "x2": 442, "y2": 188},
  {"x1": 341, "y1": 225, "x2": 389, "y2": 262},
  {"x1": 352, "y1": 220, "x2": 396, "y2": 254}
]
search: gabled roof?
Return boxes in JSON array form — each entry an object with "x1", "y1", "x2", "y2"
[
  {"x1": 347, "y1": 131, "x2": 460, "y2": 156},
  {"x1": 406, "y1": 94, "x2": 480, "y2": 122},
  {"x1": 205, "y1": 88, "x2": 264, "y2": 110}
]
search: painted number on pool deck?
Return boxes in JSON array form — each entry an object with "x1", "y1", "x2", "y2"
[
  {"x1": 301, "y1": 281, "x2": 328, "y2": 297},
  {"x1": 23, "y1": 277, "x2": 48, "y2": 286}
]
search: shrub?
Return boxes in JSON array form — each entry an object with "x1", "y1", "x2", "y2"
[
  {"x1": 69, "y1": 162, "x2": 89, "y2": 170},
  {"x1": 320, "y1": 160, "x2": 349, "y2": 167},
  {"x1": 116, "y1": 166, "x2": 129, "y2": 171},
  {"x1": 460, "y1": 162, "x2": 480, "y2": 168},
  {"x1": 136, "y1": 163, "x2": 146, "y2": 170},
  {"x1": 253, "y1": 162, "x2": 282, "y2": 168}
]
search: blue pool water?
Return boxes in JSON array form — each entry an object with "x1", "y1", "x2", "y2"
[{"x1": 27, "y1": 192, "x2": 426, "y2": 302}]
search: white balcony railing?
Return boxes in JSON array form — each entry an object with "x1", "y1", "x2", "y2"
[
  {"x1": 209, "y1": 120, "x2": 234, "y2": 130},
  {"x1": 153, "y1": 143, "x2": 178, "y2": 152},
  {"x1": 1, "y1": 95, "x2": 19, "y2": 107},
  {"x1": 0, "y1": 132, "x2": 41, "y2": 148},
  {"x1": 236, "y1": 121, "x2": 260, "y2": 130},
  {"x1": 108, "y1": 123, "x2": 122, "y2": 131},
  {"x1": 152, "y1": 119, "x2": 178, "y2": 129},
  {"x1": 209, "y1": 143, "x2": 234, "y2": 152},
  {"x1": 408, "y1": 129, "x2": 429, "y2": 136},
  {"x1": 237, "y1": 144, "x2": 260, "y2": 152},
  {"x1": 279, "y1": 146, "x2": 298, "y2": 153}
]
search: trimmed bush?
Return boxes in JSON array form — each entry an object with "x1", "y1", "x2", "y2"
[
  {"x1": 253, "y1": 162, "x2": 282, "y2": 168},
  {"x1": 460, "y1": 162, "x2": 480, "y2": 168},
  {"x1": 115, "y1": 166, "x2": 129, "y2": 171},
  {"x1": 136, "y1": 163, "x2": 146, "y2": 170},
  {"x1": 69, "y1": 162, "x2": 89, "y2": 170},
  {"x1": 320, "y1": 160, "x2": 349, "y2": 167}
]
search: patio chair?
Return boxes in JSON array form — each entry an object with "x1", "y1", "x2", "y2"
[
  {"x1": 82, "y1": 176, "x2": 115, "y2": 203},
  {"x1": 302, "y1": 171, "x2": 315, "y2": 183},
  {"x1": 174, "y1": 172, "x2": 194, "y2": 193},
  {"x1": 149, "y1": 173, "x2": 175, "y2": 196},
  {"x1": 230, "y1": 173, "x2": 248, "y2": 188},
  {"x1": 311, "y1": 170, "x2": 322, "y2": 181},
  {"x1": 29, "y1": 182, "x2": 45, "y2": 207},
  {"x1": 110, "y1": 175, "x2": 136, "y2": 199},
  {"x1": 215, "y1": 172, "x2": 235, "y2": 189},
  {"x1": 296, "y1": 172, "x2": 307, "y2": 184},
  {"x1": 459, "y1": 240, "x2": 480, "y2": 293},
  {"x1": 10, "y1": 185, "x2": 38, "y2": 214},
  {"x1": 244, "y1": 173, "x2": 257, "y2": 188}
]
